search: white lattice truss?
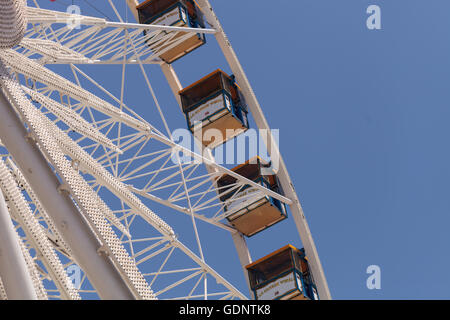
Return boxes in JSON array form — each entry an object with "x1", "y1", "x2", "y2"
[{"x1": 0, "y1": 1, "x2": 294, "y2": 300}]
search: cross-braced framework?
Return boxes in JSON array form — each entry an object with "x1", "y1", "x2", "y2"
[{"x1": 0, "y1": 0, "x2": 330, "y2": 300}]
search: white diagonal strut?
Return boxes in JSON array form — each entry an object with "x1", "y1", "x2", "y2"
[
  {"x1": 17, "y1": 234, "x2": 48, "y2": 300},
  {"x1": 0, "y1": 186, "x2": 37, "y2": 300},
  {"x1": 0, "y1": 158, "x2": 80, "y2": 300}
]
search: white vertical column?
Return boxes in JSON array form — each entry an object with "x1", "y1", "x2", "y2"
[
  {"x1": 231, "y1": 231, "x2": 254, "y2": 298},
  {"x1": 0, "y1": 187, "x2": 38, "y2": 300}
]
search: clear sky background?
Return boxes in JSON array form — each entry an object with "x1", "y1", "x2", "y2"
[{"x1": 36, "y1": 0, "x2": 450, "y2": 299}]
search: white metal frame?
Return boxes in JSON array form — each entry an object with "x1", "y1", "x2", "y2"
[{"x1": 0, "y1": 0, "x2": 329, "y2": 300}]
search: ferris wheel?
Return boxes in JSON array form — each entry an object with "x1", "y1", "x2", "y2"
[{"x1": 0, "y1": 0, "x2": 331, "y2": 300}]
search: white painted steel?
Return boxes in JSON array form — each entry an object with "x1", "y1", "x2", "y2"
[
  {"x1": 0, "y1": 0, "x2": 328, "y2": 300},
  {"x1": 0, "y1": 185, "x2": 37, "y2": 300}
]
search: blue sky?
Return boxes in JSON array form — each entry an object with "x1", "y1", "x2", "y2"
[{"x1": 35, "y1": 0, "x2": 450, "y2": 299}]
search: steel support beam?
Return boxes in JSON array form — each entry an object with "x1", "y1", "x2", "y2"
[
  {"x1": 231, "y1": 232, "x2": 254, "y2": 298},
  {"x1": 160, "y1": 63, "x2": 183, "y2": 108},
  {"x1": 0, "y1": 89, "x2": 135, "y2": 300},
  {"x1": 196, "y1": 0, "x2": 331, "y2": 300},
  {"x1": 0, "y1": 188, "x2": 37, "y2": 300},
  {"x1": 126, "y1": 0, "x2": 140, "y2": 22}
]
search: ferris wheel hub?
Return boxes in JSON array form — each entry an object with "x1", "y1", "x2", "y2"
[{"x1": 0, "y1": 0, "x2": 27, "y2": 49}]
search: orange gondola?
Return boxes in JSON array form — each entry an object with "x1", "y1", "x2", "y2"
[
  {"x1": 136, "y1": 0, "x2": 206, "y2": 63},
  {"x1": 217, "y1": 156, "x2": 287, "y2": 236},
  {"x1": 179, "y1": 69, "x2": 249, "y2": 148}
]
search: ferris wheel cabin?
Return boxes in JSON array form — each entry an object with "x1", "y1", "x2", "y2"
[
  {"x1": 136, "y1": 0, "x2": 206, "y2": 64},
  {"x1": 246, "y1": 245, "x2": 319, "y2": 300},
  {"x1": 216, "y1": 156, "x2": 287, "y2": 237},
  {"x1": 179, "y1": 69, "x2": 249, "y2": 148}
]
